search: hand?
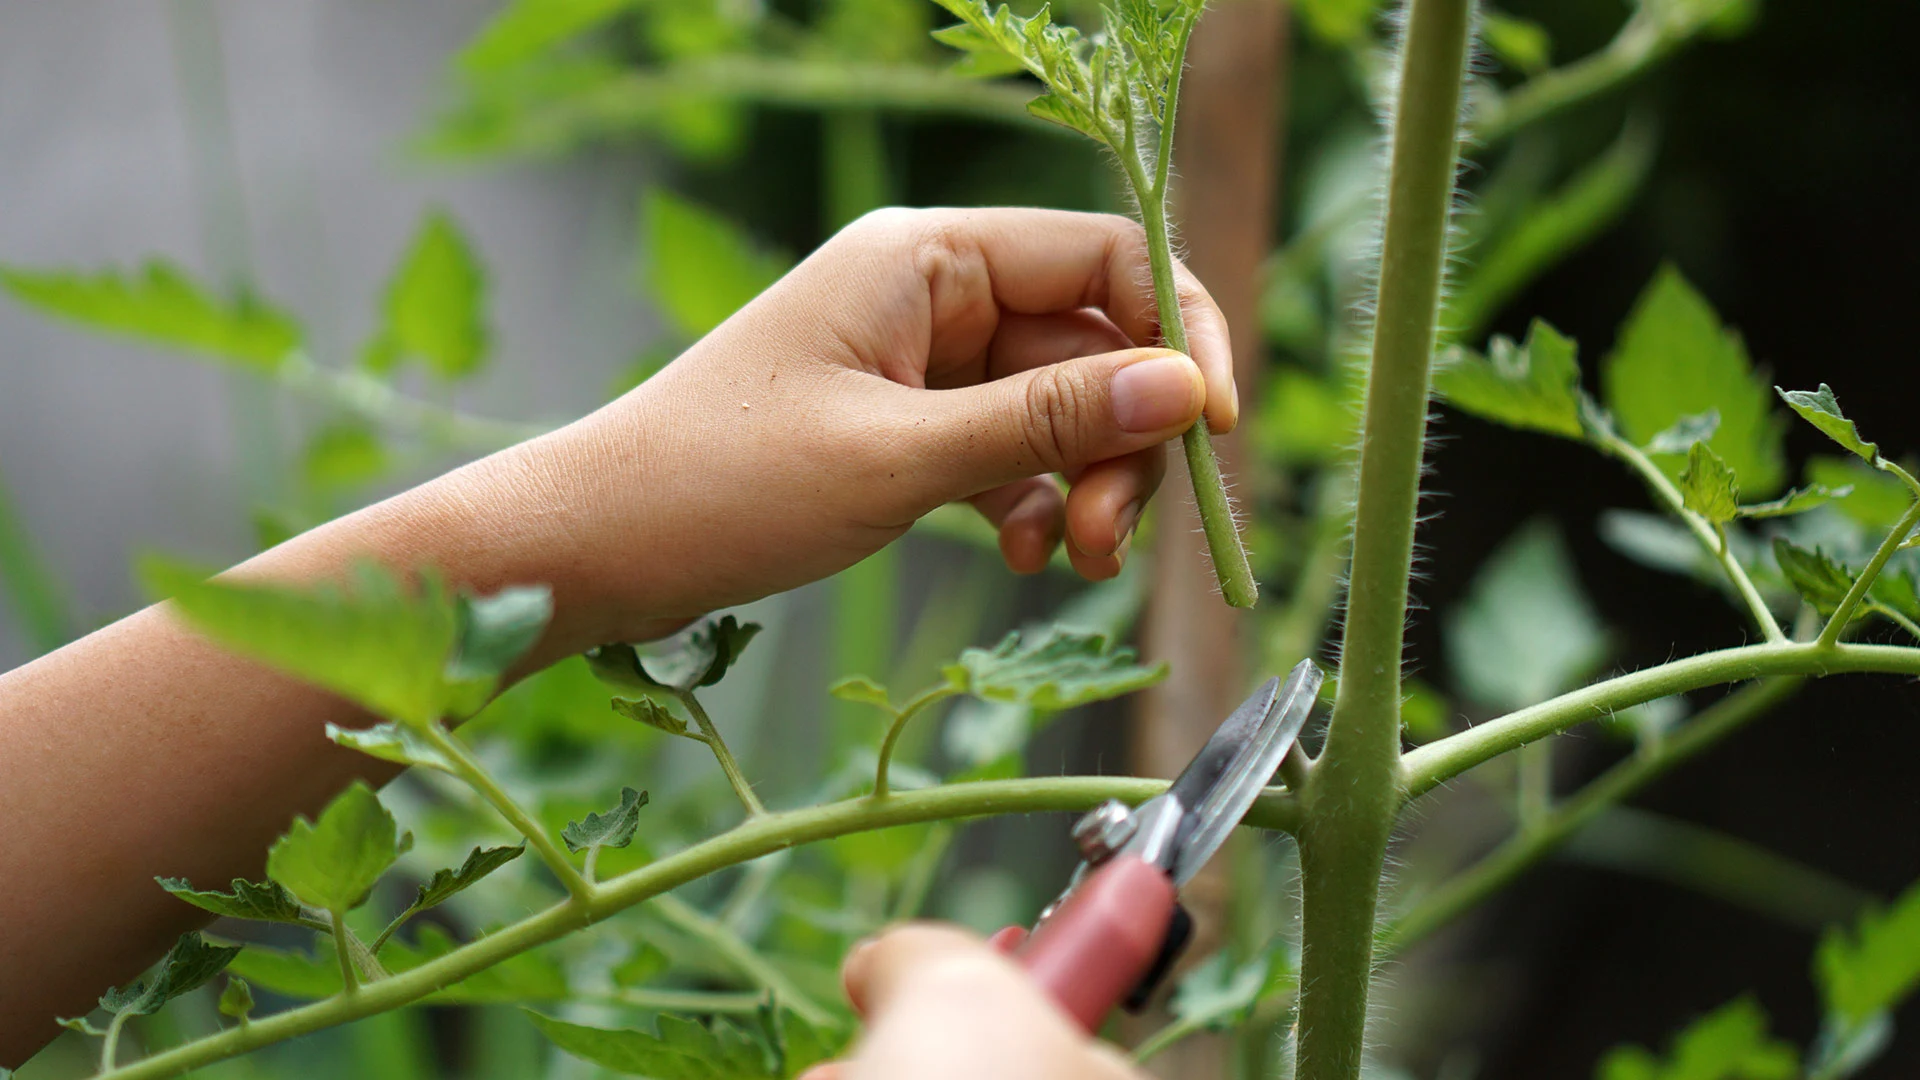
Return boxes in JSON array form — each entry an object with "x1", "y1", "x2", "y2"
[
  {"x1": 466, "y1": 207, "x2": 1236, "y2": 649},
  {"x1": 800, "y1": 924, "x2": 1148, "y2": 1080}
]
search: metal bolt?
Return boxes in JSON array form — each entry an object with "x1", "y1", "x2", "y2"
[{"x1": 1071, "y1": 800, "x2": 1137, "y2": 864}]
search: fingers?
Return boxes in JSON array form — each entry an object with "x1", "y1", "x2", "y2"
[
  {"x1": 829, "y1": 924, "x2": 1144, "y2": 1080},
  {"x1": 1062, "y1": 449, "x2": 1164, "y2": 580},
  {"x1": 906, "y1": 347, "x2": 1203, "y2": 504},
  {"x1": 969, "y1": 477, "x2": 1066, "y2": 575},
  {"x1": 851, "y1": 208, "x2": 1237, "y2": 433}
]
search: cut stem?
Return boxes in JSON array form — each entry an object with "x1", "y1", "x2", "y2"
[{"x1": 1294, "y1": 0, "x2": 1474, "y2": 1074}]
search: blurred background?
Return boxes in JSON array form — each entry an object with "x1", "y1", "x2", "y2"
[{"x1": 4, "y1": 0, "x2": 1919, "y2": 1077}]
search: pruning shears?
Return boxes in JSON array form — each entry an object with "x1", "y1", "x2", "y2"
[{"x1": 989, "y1": 658, "x2": 1324, "y2": 1031}]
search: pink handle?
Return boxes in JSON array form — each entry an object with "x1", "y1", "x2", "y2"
[{"x1": 993, "y1": 854, "x2": 1176, "y2": 1032}]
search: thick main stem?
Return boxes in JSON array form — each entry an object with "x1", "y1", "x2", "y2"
[{"x1": 1294, "y1": 0, "x2": 1472, "y2": 1075}]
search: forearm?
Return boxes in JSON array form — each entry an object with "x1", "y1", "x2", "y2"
[{"x1": 0, "y1": 428, "x2": 613, "y2": 1065}]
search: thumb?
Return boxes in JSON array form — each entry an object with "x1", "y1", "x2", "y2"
[{"x1": 918, "y1": 348, "x2": 1205, "y2": 498}]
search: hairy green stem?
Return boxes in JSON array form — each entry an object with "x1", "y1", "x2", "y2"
[
  {"x1": 100, "y1": 1011, "x2": 133, "y2": 1073},
  {"x1": 872, "y1": 686, "x2": 960, "y2": 797},
  {"x1": 330, "y1": 912, "x2": 361, "y2": 995},
  {"x1": 1820, "y1": 497, "x2": 1920, "y2": 647},
  {"x1": 99, "y1": 776, "x2": 1299, "y2": 1079},
  {"x1": 1382, "y1": 677, "x2": 1799, "y2": 953},
  {"x1": 1293, "y1": 0, "x2": 1473, "y2": 1074},
  {"x1": 1401, "y1": 641, "x2": 1920, "y2": 799},
  {"x1": 648, "y1": 894, "x2": 829, "y2": 1025},
  {"x1": 1869, "y1": 602, "x2": 1920, "y2": 642},
  {"x1": 680, "y1": 693, "x2": 767, "y2": 817},
  {"x1": 1596, "y1": 428, "x2": 1786, "y2": 642},
  {"x1": 417, "y1": 723, "x2": 592, "y2": 900}
]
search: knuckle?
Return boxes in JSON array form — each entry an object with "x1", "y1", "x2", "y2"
[{"x1": 1022, "y1": 366, "x2": 1095, "y2": 472}]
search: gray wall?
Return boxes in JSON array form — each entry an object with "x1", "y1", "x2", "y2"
[{"x1": 0, "y1": 0, "x2": 657, "y2": 667}]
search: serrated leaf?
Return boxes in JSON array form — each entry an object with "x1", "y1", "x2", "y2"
[
  {"x1": 57, "y1": 1015, "x2": 106, "y2": 1035},
  {"x1": 1680, "y1": 443, "x2": 1741, "y2": 525},
  {"x1": 1596, "y1": 996, "x2": 1797, "y2": 1080},
  {"x1": 0, "y1": 261, "x2": 300, "y2": 369},
  {"x1": 828, "y1": 675, "x2": 893, "y2": 710},
  {"x1": 562, "y1": 787, "x2": 648, "y2": 854},
  {"x1": 144, "y1": 558, "x2": 459, "y2": 727},
  {"x1": 1646, "y1": 410, "x2": 1722, "y2": 456},
  {"x1": 642, "y1": 190, "x2": 790, "y2": 339},
  {"x1": 945, "y1": 626, "x2": 1166, "y2": 712},
  {"x1": 449, "y1": 585, "x2": 553, "y2": 683},
  {"x1": 1739, "y1": 484, "x2": 1845, "y2": 520},
  {"x1": 1817, "y1": 877, "x2": 1920, "y2": 1026},
  {"x1": 1167, "y1": 949, "x2": 1287, "y2": 1033},
  {"x1": 230, "y1": 924, "x2": 568, "y2": 1004},
  {"x1": 458, "y1": 0, "x2": 638, "y2": 74},
  {"x1": 266, "y1": 781, "x2": 403, "y2": 915},
  {"x1": 524, "y1": 1009, "x2": 775, "y2": 1079},
  {"x1": 407, "y1": 844, "x2": 526, "y2": 916},
  {"x1": 770, "y1": 1008, "x2": 849, "y2": 1077},
  {"x1": 218, "y1": 978, "x2": 254, "y2": 1022},
  {"x1": 326, "y1": 721, "x2": 455, "y2": 773},
  {"x1": 1434, "y1": 319, "x2": 1583, "y2": 438},
  {"x1": 1778, "y1": 384, "x2": 1879, "y2": 463},
  {"x1": 367, "y1": 210, "x2": 489, "y2": 379},
  {"x1": 1773, "y1": 539, "x2": 1856, "y2": 617},
  {"x1": 100, "y1": 933, "x2": 242, "y2": 1018},
  {"x1": 1602, "y1": 266, "x2": 1786, "y2": 495},
  {"x1": 588, "y1": 616, "x2": 763, "y2": 693},
  {"x1": 1446, "y1": 521, "x2": 1608, "y2": 712},
  {"x1": 158, "y1": 876, "x2": 305, "y2": 924},
  {"x1": 612, "y1": 695, "x2": 691, "y2": 736}
]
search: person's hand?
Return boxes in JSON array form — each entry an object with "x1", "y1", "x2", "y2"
[
  {"x1": 799, "y1": 924, "x2": 1148, "y2": 1080},
  {"x1": 452, "y1": 207, "x2": 1236, "y2": 649}
]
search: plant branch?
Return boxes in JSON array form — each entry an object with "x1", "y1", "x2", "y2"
[
  {"x1": 597, "y1": 987, "x2": 770, "y2": 1014},
  {"x1": 1819, "y1": 496, "x2": 1920, "y2": 647},
  {"x1": 1400, "y1": 641, "x2": 1920, "y2": 799},
  {"x1": 1294, "y1": 0, "x2": 1473, "y2": 1074},
  {"x1": 329, "y1": 912, "x2": 360, "y2": 995},
  {"x1": 416, "y1": 722, "x2": 593, "y2": 901},
  {"x1": 872, "y1": 685, "x2": 961, "y2": 798},
  {"x1": 100, "y1": 1011, "x2": 133, "y2": 1073},
  {"x1": 1382, "y1": 677, "x2": 1800, "y2": 953},
  {"x1": 278, "y1": 352, "x2": 546, "y2": 454},
  {"x1": 1594, "y1": 427, "x2": 1786, "y2": 642},
  {"x1": 97, "y1": 775, "x2": 1298, "y2": 1079},
  {"x1": 678, "y1": 692, "x2": 766, "y2": 817},
  {"x1": 647, "y1": 893, "x2": 829, "y2": 1026},
  {"x1": 1868, "y1": 602, "x2": 1920, "y2": 642}
]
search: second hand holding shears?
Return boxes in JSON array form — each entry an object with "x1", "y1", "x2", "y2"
[{"x1": 988, "y1": 658, "x2": 1324, "y2": 1032}]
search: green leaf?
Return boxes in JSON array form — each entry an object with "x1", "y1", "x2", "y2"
[
  {"x1": 828, "y1": 675, "x2": 893, "y2": 710},
  {"x1": 1255, "y1": 365, "x2": 1357, "y2": 465},
  {"x1": 302, "y1": 424, "x2": 389, "y2": 492},
  {"x1": 1293, "y1": 0, "x2": 1382, "y2": 43},
  {"x1": 1646, "y1": 410, "x2": 1722, "y2": 456},
  {"x1": 230, "y1": 924, "x2": 567, "y2": 1004},
  {"x1": 218, "y1": 978, "x2": 254, "y2": 1022},
  {"x1": 1817, "y1": 877, "x2": 1920, "y2": 1026},
  {"x1": 1680, "y1": 443, "x2": 1741, "y2": 525},
  {"x1": 1595, "y1": 996, "x2": 1797, "y2": 1080},
  {"x1": 1777, "y1": 384, "x2": 1879, "y2": 463},
  {"x1": 1809, "y1": 457, "x2": 1912, "y2": 529},
  {"x1": 1602, "y1": 266, "x2": 1786, "y2": 495},
  {"x1": 458, "y1": 0, "x2": 638, "y2": 74},
  {"x1": 1737, "y1": 484, "x2": 1845, "y2": 520},
  {"x1": 610, "y1": 943, "x2": 670, "y2": 988},
  {"x1": 368, "y1": 210, "x2": 489, "y2": 379},
  {"x1": 1168, "y1": 949, "x2": 1288, "y2": 1032},
  {"x1": 326, "y1": 721, "x2": 455, "y2": 773},
  {"x1": 1601, "y1": 510, "x2": 1714, "y2": 578},
  {"x1": 56, "y1": 1016, "x2": 106, "y2": 1036},
  {"x1": 449, "y1": 585, "x2": 553, "y2": 682},
  {"x1": 1446, "y1": 521, "x2": 1609, "y2": 712},
  {"x1": 561, "y1": 786, "x2": 648, "y2": 854},
  {"x1": 612, "y1": 696, "x2": 692, "y2": 737},
  {"x1": 407, "y1": 844, "x2": 526, "y2": 916},
  {"x1": 266, "y1": 781, "x2": 403, "y2": 915},
  {"x1": 642, "y1": 189, "x2": 791, "y2": 339},
  {"x1": 523, "y1": 1009, "x2": 776, "y2": 1078},
  {"x1": 945, "y1": 626, "x2": 1167, "y2": 712},
  {"x1": 1772, "y1": 539, "x2": 1855, "y2": 617},
  {"x1": 1480, "y1": 10, "x2": 1551, "y2": 73},
  {"x1": 158, "y1": 876, "x2": 305, "y2": 924},
  {"x1": 100, "y1": 933, "x2": 242, "y2": 1018},
  {"x1": 1870, "y1": 564, "x2": 1920, "y2": 628},
  {"x1": 0, "y1": 261, "x2": 301, "y2": 370},
  {"x1": 1434, "y1": 319, "x2": 1583, "y2": 438},
  {"x1": 588, "y1": 616, "x2": 763, "y2": 693}
]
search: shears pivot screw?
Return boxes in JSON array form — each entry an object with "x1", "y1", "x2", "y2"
[{"x1": 1071, "y1": 799, "x2": 1137, "y2": 865}]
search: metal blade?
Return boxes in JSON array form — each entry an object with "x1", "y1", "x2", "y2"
[{"x1": 1168, "y1": 659, "x2": 1322, "y2": 886}]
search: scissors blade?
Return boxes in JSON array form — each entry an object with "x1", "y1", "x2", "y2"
[{"x1": 1167, "y1": 659, "x2": 1322, "y2": 886}]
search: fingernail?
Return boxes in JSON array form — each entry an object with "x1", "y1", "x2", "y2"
[
  {"x1": 1113, "y1": 500, "x2": 1142, "y2": 552},
  {"x1": 1112, "y1": 354, "x2": 1201, "y2": 433}
]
